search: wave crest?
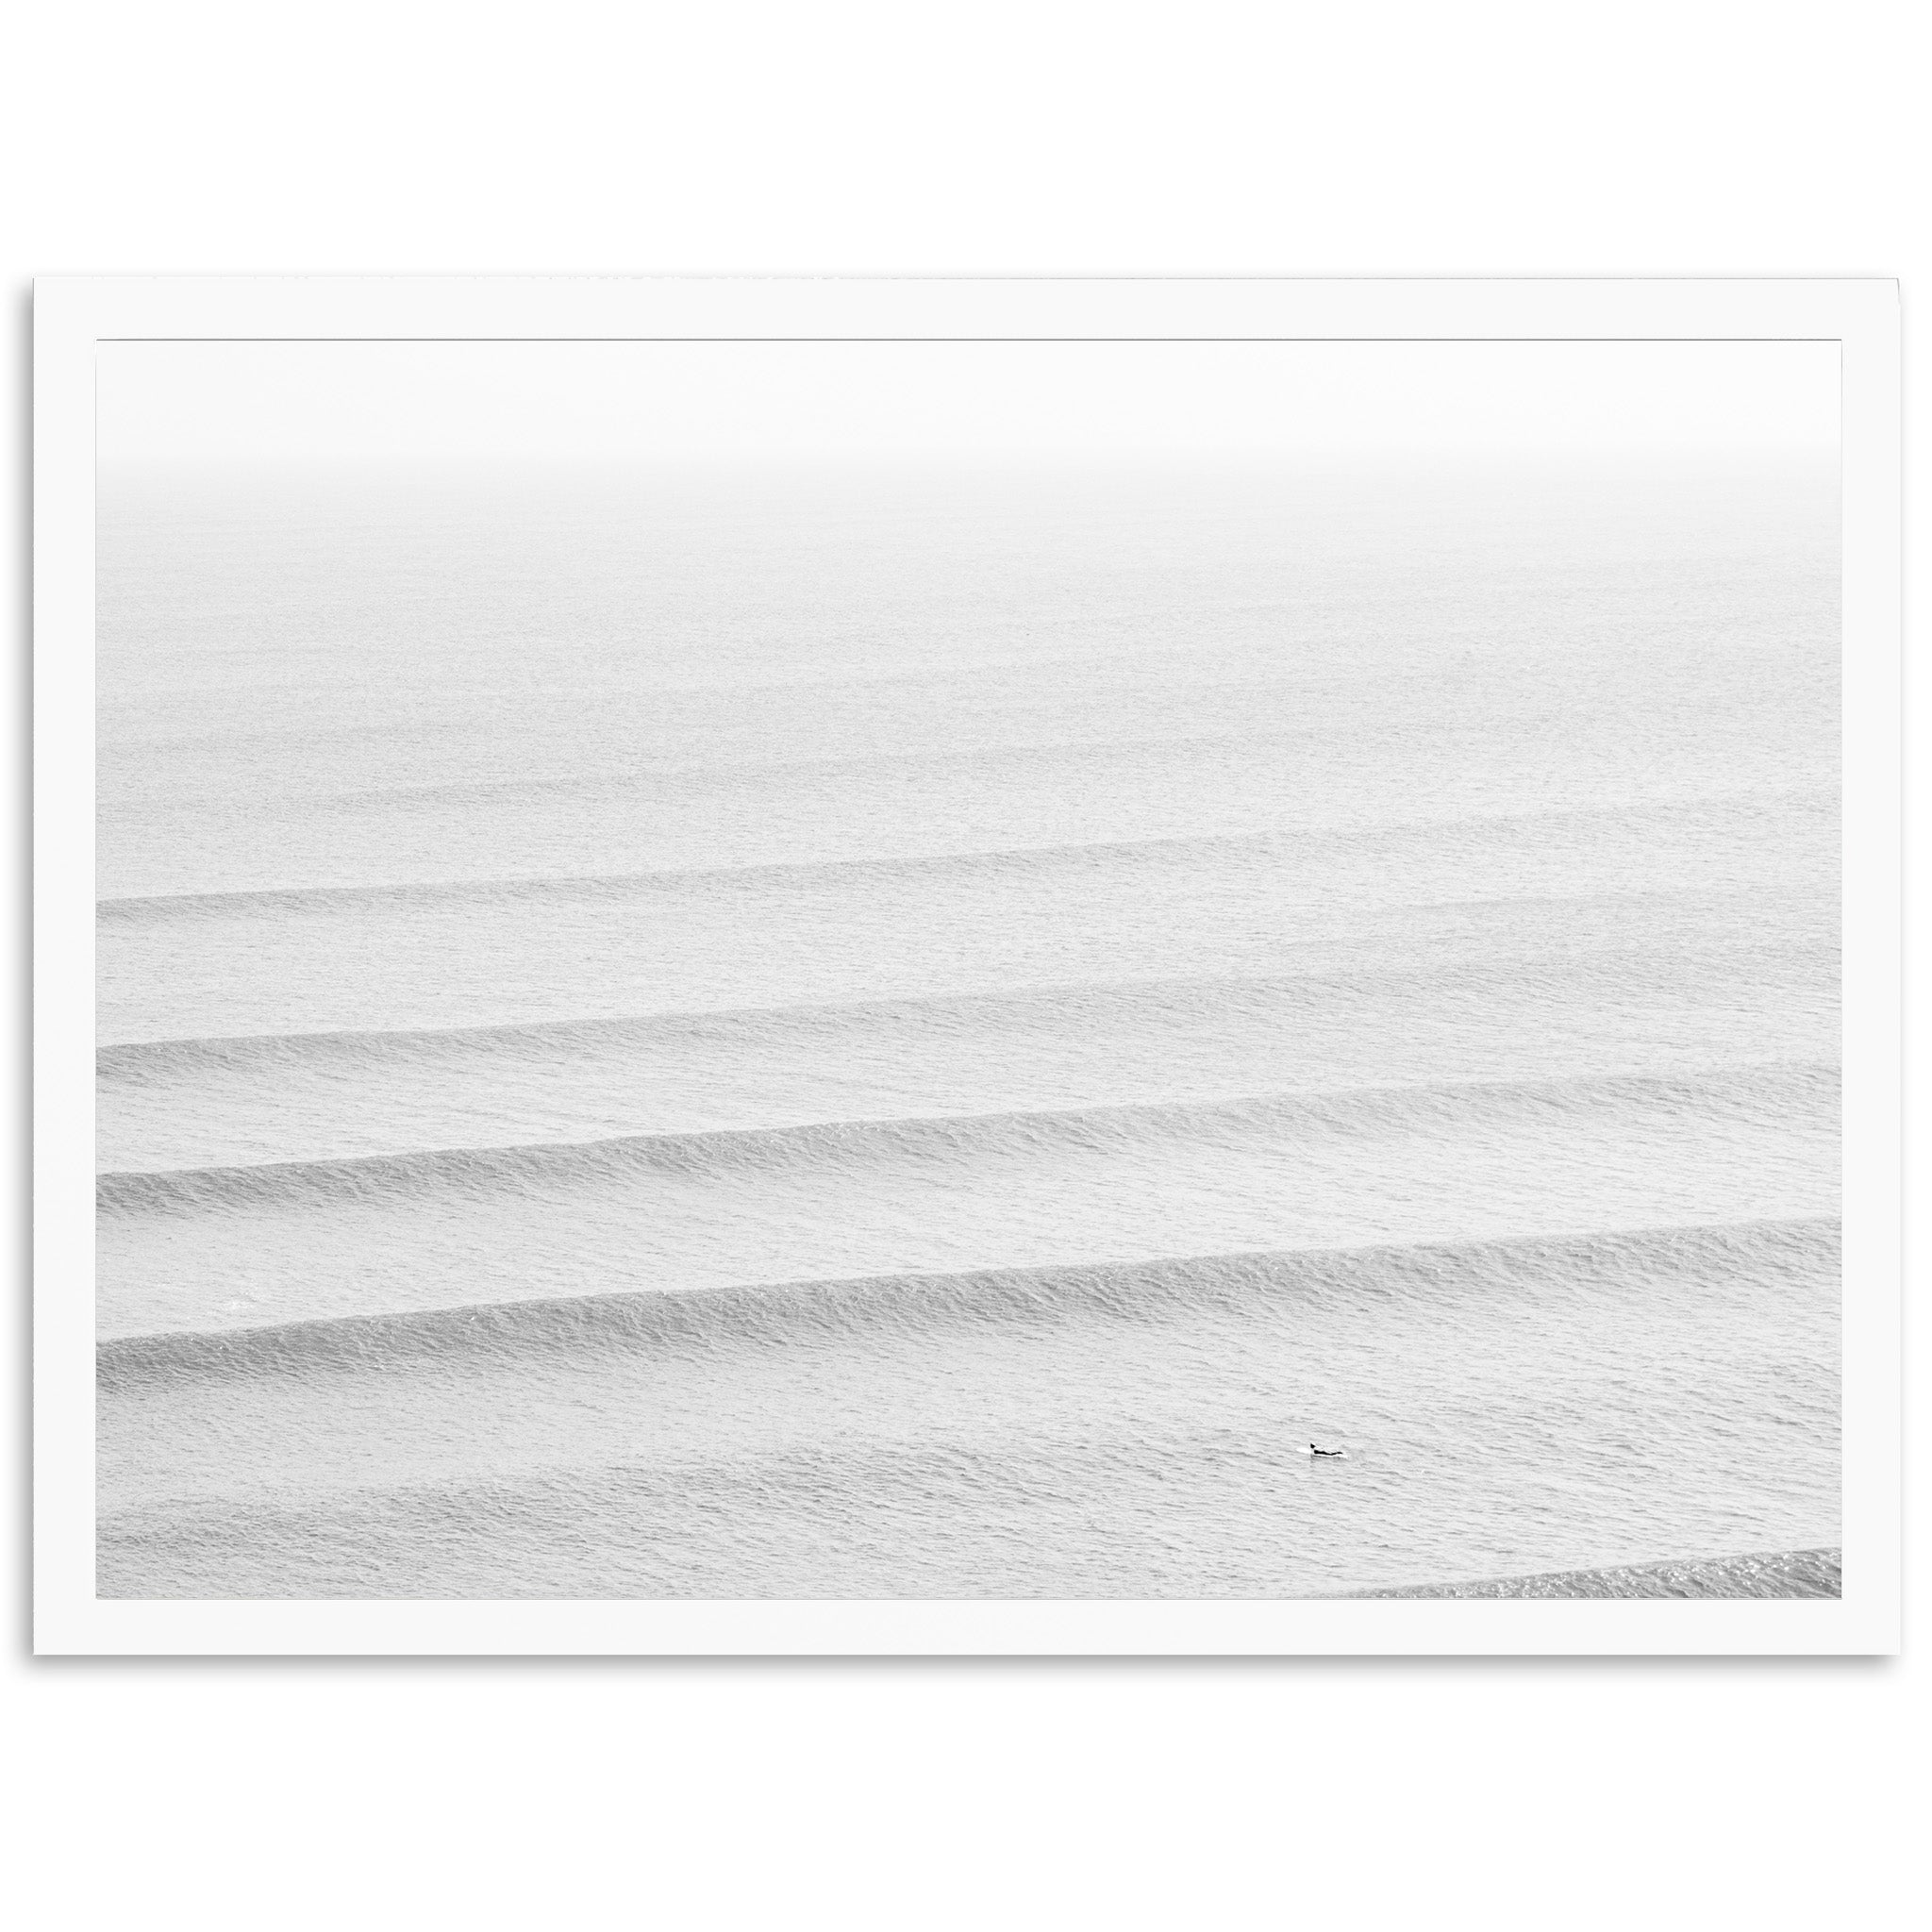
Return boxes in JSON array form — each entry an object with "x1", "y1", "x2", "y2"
[
  {"x1": 96, "y1": 1062, "x2": 1838, "y2": 1218},
  {"x1": 98, "y1": 1217, "x2": 1840, "y2": 1390}
]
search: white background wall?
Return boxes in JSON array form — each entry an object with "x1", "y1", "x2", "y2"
[{"x1": 3, "y1": 5, "x2": 1923, "y2": 1926}]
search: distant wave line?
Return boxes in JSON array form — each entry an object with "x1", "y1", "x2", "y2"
[
  {"x1": 95, "y1": 827, "x2": 1323, "y2": 921},
  {"x1": 95, "y1": 788, "x2": 1838, "y2": 924},
  {"x1": 104, "y1": 726, "x2": 1316, "y2": 815}
]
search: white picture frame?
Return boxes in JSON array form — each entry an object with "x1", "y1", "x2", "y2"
[{"x1": 36, "y1": 275, "x2": 1901, "y2": 1656}]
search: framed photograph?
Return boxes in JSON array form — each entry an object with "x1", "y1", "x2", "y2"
[{"x1": 33, "y1": 277, "x2": 1900, "y2": 1655}]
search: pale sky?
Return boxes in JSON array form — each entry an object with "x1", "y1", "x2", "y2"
[{"x1": 97, "y1": 338, "x2": 1840, "y2": 470}]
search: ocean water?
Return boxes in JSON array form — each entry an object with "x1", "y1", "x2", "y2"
[{"x1": 95, "y1": 458, "x2": 1841, "y2": 1598}]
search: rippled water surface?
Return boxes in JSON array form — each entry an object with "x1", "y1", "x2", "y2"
[{"x1": 96, "y1": 459, "x2": 1840, "y2": 1597}]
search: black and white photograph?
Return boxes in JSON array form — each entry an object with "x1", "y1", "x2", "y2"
[{"x1": 84, "y1": 319, "x2": 1853, "y2": 1609}]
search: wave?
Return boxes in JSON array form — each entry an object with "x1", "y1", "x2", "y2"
[
  {"x1": 95, "y1": 1061, "x2": 1837, "y2": 1218},
  {"x1": 1347, "y1": 1544, "x2": 1841, "y2": 1599},
  {"x1": 95, "y1": 941, "x2": 1839, "y2": 1081},
  {"x1": 93, "y1": 828, "x2": 1277, "y2": 924},
  {"x1": 94, "y1": 787, "x2": 1836, "y2": 924},
  {"x1": 96, "y1": 1216, "x2": 1840, "y2": 1391}
]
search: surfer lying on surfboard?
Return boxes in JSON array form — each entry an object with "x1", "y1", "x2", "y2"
[{"x1": 1307, "y1": 1442, "x2": 1347, "y2": 1458}]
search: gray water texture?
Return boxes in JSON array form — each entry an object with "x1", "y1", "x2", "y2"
[{"x1": 96, "y1": 458, "x2": 1840, "y2": 1597}]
